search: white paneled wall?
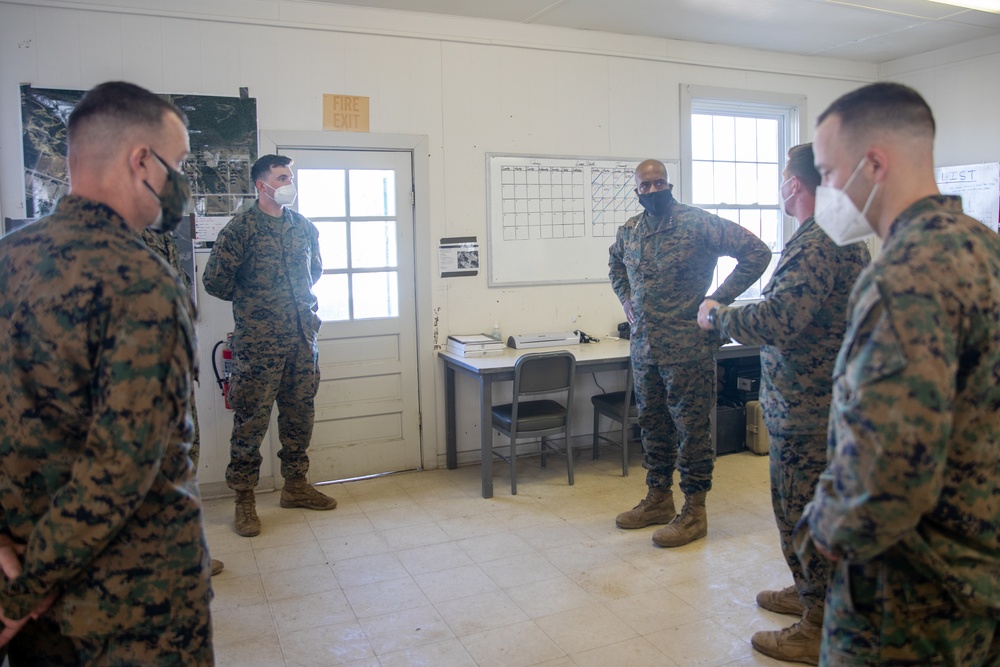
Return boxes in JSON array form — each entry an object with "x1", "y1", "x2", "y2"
[{"x1": 1, "y1": 0, "x2": 997, "y2": 491}]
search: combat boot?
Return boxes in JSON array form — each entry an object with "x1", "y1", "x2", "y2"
[
  {"x1": 651, "y1": 491, "x2": 707, "y2": 547},
  {"x1": 210, "y1": 559, "x2": 225, "y2": 576},
  {"x1": 281, "y1": 476, "x2": 338, "y2": 511},
  {"x1": 615, "y1": 487, "x2": 676, "y2": 529},
  {"x1": 757, "y1": 584, "x2": 804, "y2": 616},
  {"x1": 750, "y1": 606, "x2": 823, "y2": 664},
  {"x1": 234, "y1": 490, "x2": 261, "y2": 537}
]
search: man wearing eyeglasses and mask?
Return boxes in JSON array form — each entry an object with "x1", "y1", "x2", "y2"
[
  {"x1": 697, "y1": 143, "x2": 869, "y2": 664},
  {"x1": 609, "y1": 159, "x2": 770, "y2": 547},
  {"x1": 0, "y1": 81, "x2": 213, "y2": 665},
  {"x1": 204, "y1": 154, "x2": 335, "y2": 539},
  {"x1": 795, "y1": 82, "x2": 999, "y2": 666}
]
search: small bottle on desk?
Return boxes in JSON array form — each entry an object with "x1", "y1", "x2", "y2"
[{"x1": 490, "y1": 321, "x2": 502, "y2": 341}]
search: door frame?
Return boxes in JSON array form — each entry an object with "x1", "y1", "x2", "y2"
[{"x1": 259, "y1": 129, "x2": 437, "y2": 474}]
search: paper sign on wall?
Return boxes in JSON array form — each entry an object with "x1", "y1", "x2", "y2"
[
  {"x1": 323, "y1": 95, "x2": 370, "y2": 132},
  {"x1": 935, "y1": 162, "x2": 999, "y2": 233}
]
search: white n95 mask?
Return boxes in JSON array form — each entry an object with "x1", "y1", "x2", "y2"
[
  {"x1": 271, "y1": 183, "x2": 297, "y2": 207},
  {"x1": 814, "y1": 157, "x2": 878, "y2": 246}
]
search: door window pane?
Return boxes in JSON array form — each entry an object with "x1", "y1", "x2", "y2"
[
  {"x1": 351, "y1": 221, "x2": 397, "y2": 268},
  {"x1": 350, "y1": 170, "x2": 396, "y2": 217},
  {"x1": 297, "y1": 169, "x2": 346, "y2": 218},
  {"x1": 317, "y1": 220, "x2": 347, "y2": 270},
  {"x1": 314, "y1": 274, "x2": 349, "y2": 322},
  {"x1": 353, "y1": 271, "x2": 399, "y2": 319}
]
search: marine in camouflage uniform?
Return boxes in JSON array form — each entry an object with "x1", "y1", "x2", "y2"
[
  {"x1": 703, "y1": 144, "x2": 870, "y2": 664},
  {"x1": 204, "y1": 154, "x2": 334, "y2": 538},
  {"x1": 713, "y1": 218, "x2": 867, "y2": 612},
  {"x1": 609, "y1": 159, "x2": 771, "y2": 547},
  {"x1": 141, "y1": 229, "x2": 225, "y2": 577},
  {"x1": 797, "y1": 83, "x2": 999, "y2": 666},
  {"x1": 0, "y1": 197, "x2": 213, "y2": 665},
  {"x1": 141, "y1": 229, "x2": 201, "y2": 464}
]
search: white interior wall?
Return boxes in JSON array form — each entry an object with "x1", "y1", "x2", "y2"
[{"x1": 2, "y1": 0, "x2": 997, "y2": 492}]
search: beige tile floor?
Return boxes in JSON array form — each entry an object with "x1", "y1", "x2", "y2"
[{"x1": 205, "y1": 447, "x2": 804, "y2": 667}]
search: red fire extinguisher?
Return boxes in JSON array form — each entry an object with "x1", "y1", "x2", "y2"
[{"x1": 212, "y1": 333, "x2": 234, "y2": 410}]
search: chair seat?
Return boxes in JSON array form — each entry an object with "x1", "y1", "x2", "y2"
[
  {"x1": 492, "y1": 399, "x2": 568, "y2": 432},
  {"x1": 591, "y1": 391, "x2": 638, "y2": 418}
]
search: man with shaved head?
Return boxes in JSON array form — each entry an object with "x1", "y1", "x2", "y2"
[
  {"x1": 0, "y1": 81, "x2": 213, "y2": 665},
  {"x1": 796, "y1": 82, "x2": 999, "y2": 666},
  {"x1": 609, "y1": 159, "x2": 770, "y2": 548}
]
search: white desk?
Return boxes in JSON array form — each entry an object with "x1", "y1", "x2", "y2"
[{"x1": 440, "y1": 339, "x2": 759, "y2": 498}]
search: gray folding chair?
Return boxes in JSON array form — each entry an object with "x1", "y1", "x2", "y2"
[
  {"x1": 590, "y1": 365, "x2": 636, "y2": 476},
  {"x1": 491, "y1": 351, "x2": 576, "y2": 495}
]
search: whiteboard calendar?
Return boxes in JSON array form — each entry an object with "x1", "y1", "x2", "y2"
[{"x1": 486, "y1": 153, "x2": 679, "y2": 286}]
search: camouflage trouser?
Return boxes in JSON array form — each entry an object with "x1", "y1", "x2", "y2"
[
  {"x1": 823, "y1": 552, "x2": 998, "y2": 666},
  {"x1": 226, "y1": 339, "x2": 319, "y2": 491},
  {"x1": 8, "y1": 613, "x2": 213, "y2": 666},
  {"x1": 632, "y1": 357, "x2": 715, "y2": 495},
  {"x1": 769, "y1": 430, "x2": 830, "y2": 616}
]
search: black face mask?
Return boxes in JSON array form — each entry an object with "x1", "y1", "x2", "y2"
[
  {"x1": 638, "y1": 188, "x2": 674, "y2": 218},
  {"x1": 144, "y1": 150, "x2": 192, "y2": 234}
]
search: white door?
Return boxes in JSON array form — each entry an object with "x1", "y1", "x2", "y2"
[{"x1": 276, "y1": 148, "x2": 420, "y2": 481}]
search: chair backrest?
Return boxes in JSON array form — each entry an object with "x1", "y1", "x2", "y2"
[{"x1": 512, "y1": 351, "x2": 576, "y2": 398}]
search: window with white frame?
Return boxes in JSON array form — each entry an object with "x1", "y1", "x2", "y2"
[{"x1": 680, "y1": 86, "x2": 805, "y2": 300}]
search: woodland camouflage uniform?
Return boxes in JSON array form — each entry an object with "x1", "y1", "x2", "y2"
[
  {"x1": 0, "y1": 196, "x2": 213, "y2": 666},
  {"x1": 713, "y1": 217, "x2": 869, "y2": 619},
  {"x1": 609, "y1": 202, "x2": 771, "y2": 496},
  {"x1": 141, "y1": 229, "x2": 201, "y2": 464},
  {"x1": 797, "y1": 196, "x2": 1000, "y2": 666},
  {"x1": 203, "y1": 203, "x2": 322, "y2": 491}
]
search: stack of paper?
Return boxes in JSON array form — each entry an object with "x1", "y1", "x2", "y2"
[{"x1": 446, "y1": 334, "x2": 506, "y2": 357}]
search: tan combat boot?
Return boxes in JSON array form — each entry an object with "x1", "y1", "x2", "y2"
[
  {"x1": 757, "y1": 584, "x2": 804, "y2": 616},
  {"x1": 234, "y1": 490, "x2": 261, "y2": 537},
  {"x1": 651, "y1": 491, "x2": 707, "y2": 547},
  {"x1": 210, "y1": 559, "x2": 225, "y2": 576},
  {"x1": 615, "y1": 487, "x2": 676, "y2": 529},
  {"x1": 750, "y1": 606, "x2": 823, "y2": 664},
  {"x1": 281, "y1": 476, "x2": 338, "y2": 511}
]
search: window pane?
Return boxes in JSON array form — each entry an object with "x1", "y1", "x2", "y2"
[
  {"x1": 759, "y1": 164, "x2": 780, "y2": 207},
  {"x1": 692, "y1": 114, "x2": 713, "y2": 161},
  {"x1": 316, "y1": 220, "x2": 347, "y2": 270},
  {"x1": 350, "y1": 170, "x2": 396, "y2": 217},
  {"x1": 714, "y1": 162, "x2": 736, "y2": 205},
  {"x1": 351, "y1": 221, "x2": 397, "y2": 268},
  {"x1": 692, "y1": 161, "x2": 714, "y2": 204},
  {"x1": 353, "y1": 271, "x2": 399, "y2": 319},
  {"x1": 739, "y1": 208, "x2": 762, "y2": 239},
  {"x1": 760, "y1": 209, "x2": 781, "y2": 251},
  {"x1": 735, "y1": 163, "x2": 758, "y2": 205},
  {"x1": 315, "y1": 274, "x2": 349, "y2": 322},
  {"x1": 297, "y1": 169, "x2": 346, "y2": 218},
  {"x1": 734, "y1": 117, "x2": 758, "y2": 162},
  {"x1": 757, "y1": 119, "x2": 779, "y2": 163},
  {"x1": 712, "y1": 116, "x2": 736, "y2": 161}
]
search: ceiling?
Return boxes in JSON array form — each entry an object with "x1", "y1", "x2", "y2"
[{"x1": 308, "y1": 0, "x2": 1000, "y2": 62}]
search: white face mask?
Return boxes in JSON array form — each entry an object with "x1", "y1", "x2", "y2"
[
  {"x1": 265, "y1": 182, "x2": 297, "y2": 207},
  {"x1": 814, "y1": 157, "x2": 879, "y2": 246},
  {"x1": 779, "y1": 178, "x2": 795, "y2": 213}
]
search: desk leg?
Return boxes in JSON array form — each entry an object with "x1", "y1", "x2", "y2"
[
  {"x1": 446, "y1": 365, "x2": 457, "y2": 470},
  {"x1": 480, "y1": 375, "x2": 494, "y2": 499}
]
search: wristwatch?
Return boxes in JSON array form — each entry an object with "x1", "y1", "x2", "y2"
[{"x1": 707, "y1": 306, "x2": 719, "y2": 330}]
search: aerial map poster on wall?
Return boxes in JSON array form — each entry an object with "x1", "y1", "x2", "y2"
[{"x1": 20, "y1": 84, "x2": 259, "y2": 219}]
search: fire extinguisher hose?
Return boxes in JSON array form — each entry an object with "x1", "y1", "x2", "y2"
[{"x1": 211, "y1": 340, "x2": 226, "y2": 391}]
